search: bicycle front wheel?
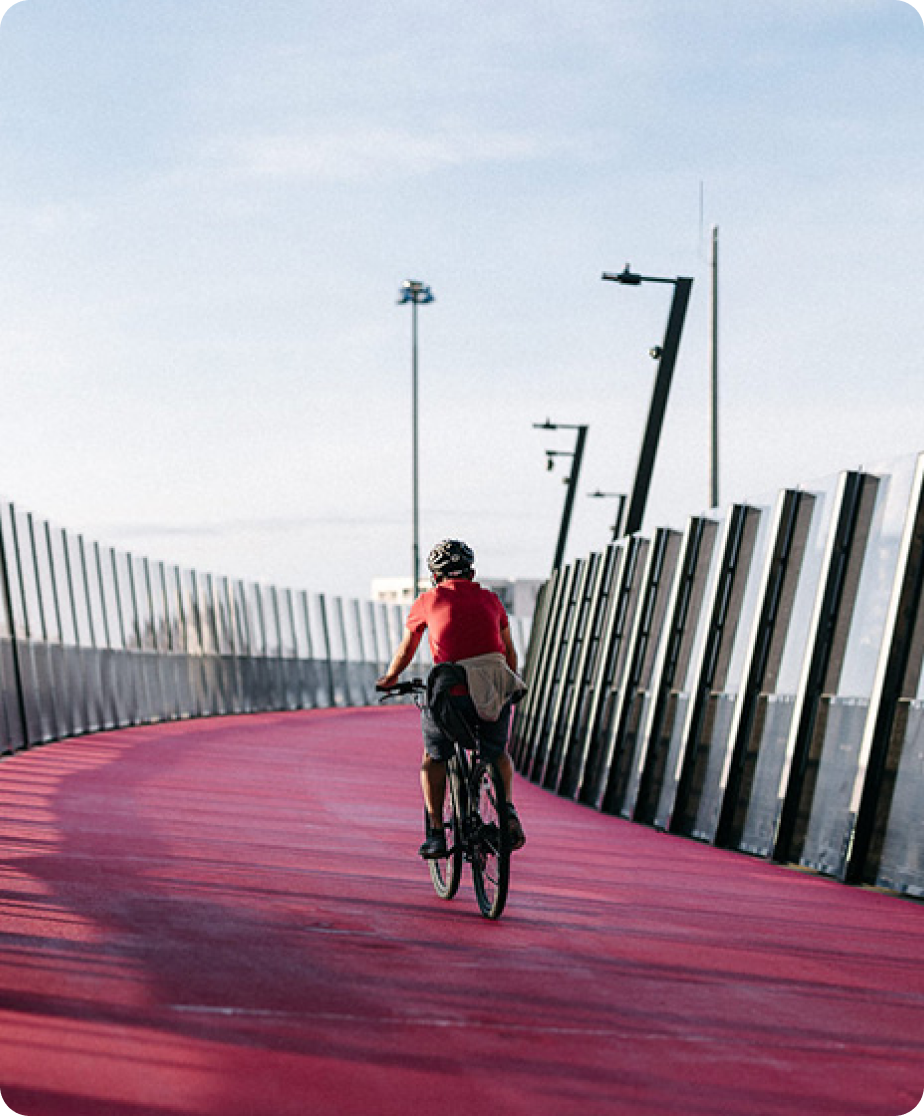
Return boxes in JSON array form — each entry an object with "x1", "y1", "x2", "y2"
[
  {"x1": 471, "y1": 759, "x2": 510, "y2": 919},
  {"x1": 429, "y1": 756, "x2": 463, "y2": 901}
]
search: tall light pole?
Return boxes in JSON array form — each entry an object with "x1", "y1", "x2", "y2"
[
  {"x1": 588, "y1": 490, "x2": 627, "y2": 541},
  {"x1": 398, "y1": 279, "x2": 434, "y2": 600},
  {"x1": 534, "y1": 420, "x2": 588, "y2": 572},
  {"x1": 601, "y1": 264, "x2": 693, "y2": 538}
]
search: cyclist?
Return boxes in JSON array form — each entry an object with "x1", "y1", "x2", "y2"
[{"x1": 377, "y1": 539, "x2": 527, "y2": 859}]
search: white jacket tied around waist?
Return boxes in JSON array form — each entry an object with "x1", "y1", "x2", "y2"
[{"x1": 457, "y1": 652, "x2": 527, "y2": 722}]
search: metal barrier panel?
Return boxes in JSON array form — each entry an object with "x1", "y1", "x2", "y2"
[
  {"x1": 179, "y1": 566, "x2": 205, "y2": 719},
  {"x1": 63, "y1": 529, "x2": 94, "y2": 736},
  {"x1": 332, "y1": 597, "x2": 351, "y2": 706},
  {"x1": 570, "y1": 541, "x2": 631, "y2": 805},
  {"x1": 773, "y1": 470, "x2": 881, "y2": 866},
  {"x1": 795, "y1": 454, "x2": 924, "y2": 878},
  {"x1": 873, "y1": 697, "x2": 924, "y2": 896},
  {"x1": 618, "y1": 526, "x2": 701, "y2": 821},
  {"x1": 12, "y1": 508, "x2": 55, "y2": 744},
  {"x1": 511, "y1": 567, "x2": 563, "y2": 771},
  {"x1": 150, "y1": 556, "x2": 178, "y2": 722},
  {"x1": 1, "y1": 505, "x2": 31, "y2": 746},
  {"x1": 669, "y1": 504, "x2": 764, "y2": 840},
  {"x1": 294, "y1": 589, "x2": 321, "y2": 709},
  {"x1": 227, "y1": 575, "x2": 251, "y2": 712},
  {"x1": 215, "y1": 576, "x2": 241, "y2": 714},
  {"x1": 0, "y1": 502, "x2": 27, "y2": 752},
  {"x1": 536, "y1": 555, "x2": 599, "y2": 787},
  {"x1": 519, "y1": 577, "x2": 552, "y2": 689},
  {"x1": 277, "y1": 588, "x2": 301, "y2": 711},
  {"x1": 526, "y1": 563, "x2": 581, "y2": 781},
  {"x1": 597, "y1": 529, "x2": 682, "y2": 816},
  {"x1": 647, "y1": 507, "x2": 751, "y2": 832},
  {"x1": 846, "y1": 456, "x2": 924, "y2": 893},
  {"x1": 226, "y1": 579, "x2": 247, "y2": 712},
  {"x1": 557, "y1": 544, "x2": 623, "y2": 800},
  {"x1": 367, "y1": 600, "x2": 386, "y2": 676},
  {"x1": 733, "y1": 474, "x2": 847, "y2": 856},
  {"x1": 349, "y1": 598, "x2": 377, "y2": 706},
  {"x1": 315, "y1": 594, "x2": 338, "y2": 706},
  {"x1": 147, "y1": 558, "x2": 176, "y2": 723},
  {"x1": 36, "y1": 518, "x2": 69, "y2": 741},
  {"x1": 257, "y1": 582, "x2": 281, "y2": 712},
  {"x1": 100, "y1": 545, "x2": 130, "y2": 728},
  {"x1": 80, "y1": 536, "x2": 109, "y2": 731},
  {"x1": 631, "y1": 515, "x2": 719, "y2": 826},
  {"x1": 166, "y1": 565, "x2": 193, "y2": 720},
  {"x1": 115, "y1": 551, "x2": 143, "y2": 724},
  {"x1": 712, "y1": 490, "x2": 815, "y2": 850},
  {"x1": 510, "y1": 568, "x2": 562, "y2": 768},
  {"x1": 578, "y1": 539, "x2": 650, "y2": 810},
  {"x1": 342, "y1": 596, "x2": 364, "y2": 707},
  {"x1": 195, "y1": 572, "x2": 221, "y2": 717},
  {"x1": 273, "y1": 585, "x2": 294, "y2": 710},
  {"x1": 208, "y1": 573, "x2": 231, "y2": 715}
]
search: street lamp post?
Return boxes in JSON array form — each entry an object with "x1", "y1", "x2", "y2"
[
  {"x1": 601, "y1": 264, "x2": 693, "y2": 538},
  {"x1": 588, "y1": 490, "x2": 627, "y2": 541},
  {"x1": 534, "y1": 420, "x2": 588, "y2": 572},
  {"x1": 398, "y1": 279, "x2": 434, "y2": 600}
]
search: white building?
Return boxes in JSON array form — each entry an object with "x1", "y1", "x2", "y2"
[{"x1": 370, "y1": 576, "x2": 542, "y2": 618}]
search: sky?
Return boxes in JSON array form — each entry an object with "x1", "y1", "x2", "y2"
[{"x1": 0, "y1": 0, "x2": 921, "y2": 603}]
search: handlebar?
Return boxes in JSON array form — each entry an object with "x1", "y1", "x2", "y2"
[{"x1": 376, "y1": 678, "x2": 426, "y2": 701}]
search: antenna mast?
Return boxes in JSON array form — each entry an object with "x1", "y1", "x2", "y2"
[{"x1": 709, "y1": 225, "x2": 720, "y2": 509}]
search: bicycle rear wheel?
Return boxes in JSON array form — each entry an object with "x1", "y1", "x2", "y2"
[
  {"x1": 429, "y1": 756, "x2": 463, "y2": 900},
  {"x1": 471, "y1": 759, "x2": 510, "y2": 919}
]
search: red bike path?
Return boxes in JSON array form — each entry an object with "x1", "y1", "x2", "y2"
[{"x1": 0, "y1": 708, "x2": 921, "y2": 1116}]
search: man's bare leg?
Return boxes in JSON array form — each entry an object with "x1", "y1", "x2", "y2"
[
  {"x1": 496, "y1": 752, "x2": 515, "y2": 801},
  {"x1": 495, "y1": 752, "x2": 526, "y2": 849},
  {"x1": 421, "y1": 753, "x2": 447, "y2": 827}
]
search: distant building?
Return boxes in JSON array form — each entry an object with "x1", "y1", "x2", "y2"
[
  {"x1": 370, "y1": 576, "x2": 543, "y2": 618},
  {"x1": 478, "y1": 578, "x2": 544, "y2": 619},
  {"x1": 369, "y1": 577, "x2": 426, "y2": 607}
]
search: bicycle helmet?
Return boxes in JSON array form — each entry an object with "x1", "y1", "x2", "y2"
[{"x1": 427, "y1": 539, "x2": 475, "y2": 580}]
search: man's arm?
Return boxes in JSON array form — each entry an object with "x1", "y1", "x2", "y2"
[
  {"x1": 377, "y1": 628, "x2": 424, "y2": 688},
  {"x1": 500, "y1": 625, "x2": 518, "y2": 673}
]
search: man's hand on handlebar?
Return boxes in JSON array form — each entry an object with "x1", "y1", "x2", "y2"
[{"x1": 376, "y1": 676, "x2": 425, "y2": 700}]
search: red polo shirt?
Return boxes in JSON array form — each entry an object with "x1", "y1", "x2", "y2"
[{"x1": 407, "y1": 578, "x2": 508, "y2": 664}]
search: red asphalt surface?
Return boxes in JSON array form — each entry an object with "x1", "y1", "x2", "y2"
[{"x1": 0, "y1": 708, "x2": 921, "y2": 1116}]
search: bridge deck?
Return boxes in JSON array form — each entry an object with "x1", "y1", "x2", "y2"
[{"x1": 0, "y1": 709, "x2": 921, "y2": 1116}]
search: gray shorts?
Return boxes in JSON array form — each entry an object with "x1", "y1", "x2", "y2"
[{"x1": 421, "y1": 695, "x2": 511, "y2": 762}]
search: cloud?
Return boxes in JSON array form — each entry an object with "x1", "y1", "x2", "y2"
[
  {"x1": 94, "y1": 514, "x2": 407, "y2": 540},
  {"x1": 216, "y1": 125, "x2": 559, "y2": 183}
]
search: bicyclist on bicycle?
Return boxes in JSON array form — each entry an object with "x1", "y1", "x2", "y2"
[{"x1": 377, "y1": 539, "x2": 527, "y2": 859}]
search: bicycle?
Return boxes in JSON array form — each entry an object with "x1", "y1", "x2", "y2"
[{"x1": 378, "y1": 674, "x2": 511, "y2": 920}]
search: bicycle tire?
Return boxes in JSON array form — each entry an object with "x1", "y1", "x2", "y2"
[
  {"x1": 429, "y1": 756, "x2": 463, "y2": 900},
  {"x1": 471, "y1": 758, "x2": 510, "y2": 919}
]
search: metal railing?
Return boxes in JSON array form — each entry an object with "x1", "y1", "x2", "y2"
[
  {"x1": 0, "y1": 499, "x2": 412, "y2": 748},
  {"x1": 512, "y1": 450, "x2": 924, "y2": 899}
]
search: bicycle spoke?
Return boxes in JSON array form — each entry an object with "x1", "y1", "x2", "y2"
[
  {"x1": 470, "y1": 760, "x2": 510, "y2": 919},
  {"x1": 428, "y1": 758, "x2": 462, "y2": 900}
]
